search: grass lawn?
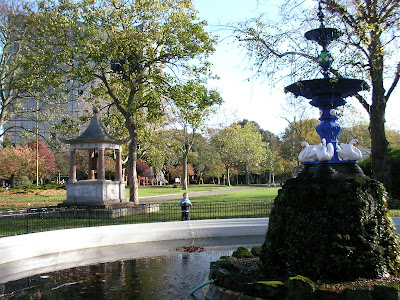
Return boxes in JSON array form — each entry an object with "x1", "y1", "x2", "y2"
[
  {"x1": 159, "y1": 187, "x2": 280, "y2": 204},
  {"x1": 0, "y1": 185, "x2": 277, "y2": 210},
  {"x1": 0, "y1": 191, "x2": 66, "y2": 210},
  {"x1": 137, "y1": 184, "x2": 245, "y2": 197}
]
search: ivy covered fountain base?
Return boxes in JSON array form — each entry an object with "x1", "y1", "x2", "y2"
[
  {"x1": 260, "y1": 166, "x2": 400, "y2": 282},
  {"x1": 202, "y1": 167, "x2": 400, "y2": 300}
]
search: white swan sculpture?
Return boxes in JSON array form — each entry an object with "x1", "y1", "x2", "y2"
[
  {"x1": 337, "y1": 139, "x2": 363, "y2": 161},
  {"x1": 298, "y1": 141, "x2": 318, "y2": 162},
  {"x1": 316, "y1": 138, "x2": 334, "y2": 161}
]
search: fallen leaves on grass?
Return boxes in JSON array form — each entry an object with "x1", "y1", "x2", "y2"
[{"x1": 0, "y1": 189, "x2": 66, "y2": 196}]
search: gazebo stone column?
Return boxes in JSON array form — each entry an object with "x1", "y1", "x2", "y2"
[
  {"x1": 115, "y1": 148, "x2": 122, "y2": 181},
  {"x1": 88, "y1": 149, "x2": 95, "y2": 180},
  {"x1": 69, "y1": 149, "x2": 76, "y2": 183},
  {"x1": 97, "y1": 147, "x2": 105, "y2": 181}
]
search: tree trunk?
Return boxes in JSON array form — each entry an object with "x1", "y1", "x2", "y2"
[
  {"x1": 370, "y1": 101, "x2": 391, "y2": 196},
  {"x1": 127, "y1": 132, "x2": 139, "y2": 204},
  {"x1": 226, "y1": 166, "x2": 231, "y2": 186},
  {"x1": 10, "y1": 175, "x2": 15, "y2": 189},
  {"x1": 182, "y1": 152, "x2": 188, "y2": 190},
  {"x1": 245, "y1": 163, "x2": 249, "y2": 185},
  {"x1": 368, "y1": 33, "x2": 392, "y2": 197}
]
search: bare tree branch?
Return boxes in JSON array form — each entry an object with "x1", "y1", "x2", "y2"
[{"x1": 385, "y1": 61, "x2": 400, "y2": 101}]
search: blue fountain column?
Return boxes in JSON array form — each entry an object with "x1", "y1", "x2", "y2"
[{"x1": 310, "y1": 96, "x2": 346, "y2": 163}]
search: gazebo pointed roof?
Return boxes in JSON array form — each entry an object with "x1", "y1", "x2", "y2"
[{"x1": 61, "y1": 108, "x2": 124, "y2": 145}]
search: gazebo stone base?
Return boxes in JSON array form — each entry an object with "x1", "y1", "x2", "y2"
[{"x1": 65, "y1": 180, "x2": 127, "y2": 206}]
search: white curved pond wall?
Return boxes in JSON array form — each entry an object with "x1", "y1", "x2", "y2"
[
  {"x1": 0, "y1": 218, "x2": 269, "y2": 283},
  {"x1": 2, "y1": 217, "x2": 399, "y2": 285}
]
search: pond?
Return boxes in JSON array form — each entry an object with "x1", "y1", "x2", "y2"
[{"x1": 0, "y1": 236, "x2": 264, "y2": 299}]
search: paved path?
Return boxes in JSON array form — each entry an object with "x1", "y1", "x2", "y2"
[{"x1": 138, "y1": 185, "x2": 263, "y2": 203}]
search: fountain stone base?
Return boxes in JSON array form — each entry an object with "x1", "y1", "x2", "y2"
[{"x1": 260, "y1": 164, "x2": 400, "y2": 281}]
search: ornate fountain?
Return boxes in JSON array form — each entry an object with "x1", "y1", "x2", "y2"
[
  {"x1": 286, "y1": 3, "x2": 369, "y2": 166},
  {"x1": 258, "y1": 3, "x2": 400, "y2": 283},
  {"x1": 200, "y1": 4, "x2": 400, "y2": 298}
]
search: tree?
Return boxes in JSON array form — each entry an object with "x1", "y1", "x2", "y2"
[
  {"x1": 169, "y1": 80, "x2": 223, "y2": 190},
  {"x1": 235, "y1": 0, "x2": 400, "y2": 195},
  {"x1": 236, "y1": 122, "x2": 267, "y2": 185},
  {"x1": 27, "y1": 140, "x2": 58, "y2": 183},
  {"x1": 386, "y1": 129, "x2": 400, "y2": 149},
  {"x1": 0, "y1": 145, "x2": 36, "y2": 187},
  {"x1": 280, "y1": 118, "x2": 320, "y2": 165},
  {"x1": 139, "y1": 128, "x2": 178, "y2": 178},
  {"x1": 212, "y1": 124, "x2": 241, "y2": 186},
  {"x1": 0, "y1": 0, "x2": 74, "y2": 145},
  {"x1": 264, "y1": 147, "x2": 284, "y2": 184},
  {"x1": 27, "y1": 0, "x2": 216, "y2": 203},
  {"x1": 213, "y1": 122, "x2": 266, "y2": 186},
  {"x1": 190, "y1": 133, "x2": 223, "y2": 184}
]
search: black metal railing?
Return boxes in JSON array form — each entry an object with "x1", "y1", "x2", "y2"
[{"x1": 0, "y1": 201, "x2": 273, "y2": 238}]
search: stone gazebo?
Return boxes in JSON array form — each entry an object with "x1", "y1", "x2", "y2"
[{"x1": 61, "y1": 108, "x2": 129, "y2": 208}]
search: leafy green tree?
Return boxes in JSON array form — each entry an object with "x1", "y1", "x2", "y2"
[
  {"x1": 0, "y1": 0, "x2": 69, "y2": 144},
  {"x1": 213, "y1": 122, "x2": 266, "y2": 186},
  {"x1": 26, "y1": 0, "x2": 216, "y2": 203},
  {"x1": 190, "y1": 133, "x2": 223, "y2": 184},
  {"x1": 212, "y1": 124, "x2": 241, "y2": 186},
  {"x1": 236, "y1": 122, "x2": 267, "y2": 185},
  {"x1": 280, "y1": 118, "x2": 320, "y2": 165},
  {"x1": 139, "y1": 128, "x2": 178, "y2": 177},
  {"x1": 264, "y1": 148, "x2": 285, "y2": 184},
  {"x1": 235, "y1": 0, "x2": 400, "y2": 195},
  {"x1": 341, "y1": 124, "x2": 371, "y2": 148},
  {"x1": 169, "y1": 80, "x2": 223, "y2": 190},
  {"x1": 387, "y1": 129, "x2": 400, "y2": 149}
]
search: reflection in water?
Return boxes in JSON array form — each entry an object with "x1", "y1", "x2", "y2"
[{"x1": 0, "y1": 251, "x2": 233, "y2": 300}]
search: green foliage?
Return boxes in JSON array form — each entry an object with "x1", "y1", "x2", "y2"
[
  {"x1": 288, "y1": 275, "x2": 315, "y2": 289},
  {"x1": 25, "y1": 0, "x2": 217, "y2": 202},
  {"x1": 168, "y1": 80, "x2": 223, "y2": 189},
  {"x1": 257, "y1": 281, "x2": 284, "y2": 288},
  {"x1": 251, "y1": 246, "x2": 262, "y2": 257},
  {"x1": 280, "y1": 118, "x2": 320, "y2": 164},
  {"x1": 232, "y1": 246, "x2": 254, "y2": 258},
  {"x1": 287, "y1": 275, "x2": 315, "y2": 300},
  {"x1": 0, "y1": 0, "x2": 72, "y2": 142},
  {"x1": 389, "y1": 148, "x2": 400, "y2": 200},
  {"x1": 212, "y1": 122, "x2": 269, "y2": 185},
  {"x1": 359, "y1": 148, "x2": 400, "y2": 199},
  {"x1": 14, "y1": 176, "x2": 32, "y2": 189}
]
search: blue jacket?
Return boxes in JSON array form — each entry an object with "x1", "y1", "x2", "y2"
[{"x1": 179, "y1": 199, "x2": 192, "y2": 212}]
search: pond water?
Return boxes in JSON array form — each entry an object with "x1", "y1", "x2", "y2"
[{"x1": 0, "y1": 236, "x2": 264, "y2": 299}]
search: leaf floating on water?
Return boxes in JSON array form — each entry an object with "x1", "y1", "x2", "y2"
[{"x1": 175, "y1": 246, "x2": 205, "y2": 253}]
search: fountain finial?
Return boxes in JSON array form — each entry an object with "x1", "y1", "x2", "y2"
[
  {"x1": 303, "y1": 2, "x2": 339, "y2": 78},
  {"x1": 317, "y1": 1, "x2": 325, "y2": 29}
]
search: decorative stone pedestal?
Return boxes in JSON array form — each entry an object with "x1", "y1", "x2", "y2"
[{"x1": 64, "y1": 180, "x2": 128, "y2": 207}]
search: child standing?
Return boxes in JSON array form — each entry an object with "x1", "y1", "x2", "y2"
[{"x1": 179, "y1": 193, "x2": 192, "y2": 221}]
